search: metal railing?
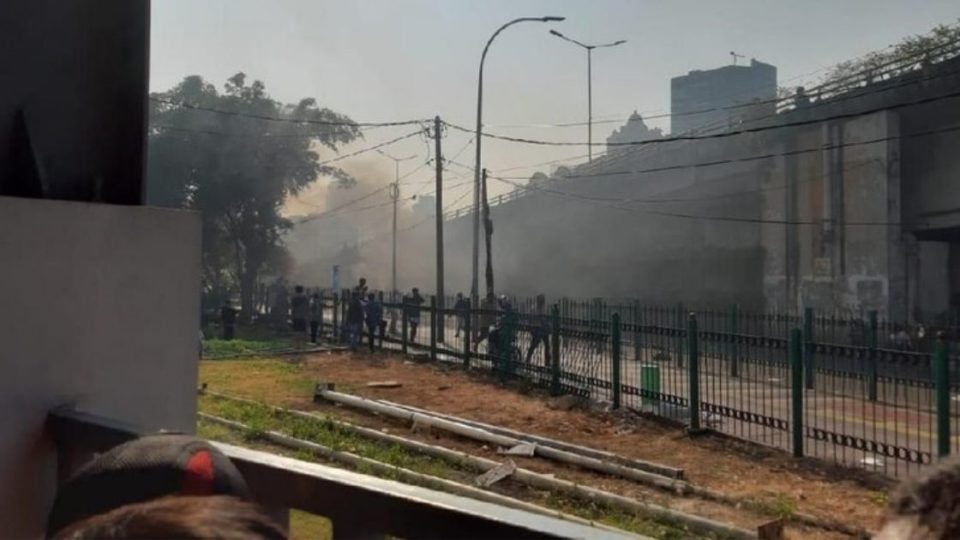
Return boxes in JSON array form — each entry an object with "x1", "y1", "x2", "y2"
[
  {"x1": 320, "y1": 292, "x2": 958, "y2": 478},
  {"x1": 46, "y1": 407, "x2": 634, "y2": 539}
]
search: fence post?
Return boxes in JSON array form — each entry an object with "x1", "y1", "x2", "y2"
[
  {"x1": 632, "y1": 301, "x2": 641, "y2": 363},
  {"x1": 401, "y1": 303, "x2": 409, "y2": 355},
  {"x1": 868, "y1": 311, "x2": 878, "y2": 402},
  {"x1": 935, "y1": 332, "x2": 951, "y2": 457},
  {"x1": 429, "y1": 296, "x2": 437, "y2": 361},
  {"x1": 790, "y1": 327, "x2": 804, "y2": 457},
  {"x1": 332, "y1": 294, "x2": 339, "y2": 340},
  {"x1": 463, "y1": 299, "x2": 472, "y2": 369},
  {"x1": 550, "y1": 304, "x2": 561, "y2": 396},
  {"x1": 803, "y1": 307, "x2": 815, "y2": 390},
  {"x1": 687, "y1": 312, "x2": 701, "y2": 433},
  {"x1": 730, "y1": 304, "x2": 740, "y2": 378},
  {"x1": 612, "y1": 313, "x2": 622, "y2": 409},
  {"x1": 677, "y1": 303, "x2": 686, "y2": 369}
]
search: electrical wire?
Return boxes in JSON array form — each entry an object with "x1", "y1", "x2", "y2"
[
  {"x1": 319, "y1": 130, "x2": 425, "y2": 165},
  {"x1": 494, "y1": 122, "x2": 960, "y2": 182},
  {"x1": 149, "y1": 96, "x2": 428, "y2": 127},
  {"x1": 444, "y1": 84, "x2": 960, "y2": 147}
]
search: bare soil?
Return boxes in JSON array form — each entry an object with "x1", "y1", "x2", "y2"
[{"x1": 203, "y1": 351, "x2": 893, "y2": 538}]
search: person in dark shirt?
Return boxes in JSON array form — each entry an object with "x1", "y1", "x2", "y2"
[
  {"x1": 453, "y1": 293, "x2": 468, "y2": 338},
  {"x1": 405, "y1": 288, "x2": 424, "y2": 342},
  {"x1": 475, "y1": 292, "x2": 497, "y2": 350},
  {"x1": 354, "y1": 277, "x2": 368, "y2": 297},
  {"x1": 289, "y1": 285, "x2": 309, "y2": 352},
  {"x1": 364, "y1": 292, "x2": 383, "y2": 352},
  {"x1": 346, "y1": 290, "x2": 365, "y2": 351},
  {"x1": 309, "y1": 293, "x2": 322, "y2": 344},
  {"x1": 220, "y1": 301, "x2": 237, "y2": 341},
  {"x1": 525, "y1": 294, "x2": 551, "y2": 364}
]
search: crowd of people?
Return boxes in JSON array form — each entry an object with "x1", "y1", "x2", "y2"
[{"x1": 215, "y1": 277, "x2": 557, "y2": 368}]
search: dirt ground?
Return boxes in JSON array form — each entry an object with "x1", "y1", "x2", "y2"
[{"x1": 203, "y1": 350, "x2": 893, "y2": 537}]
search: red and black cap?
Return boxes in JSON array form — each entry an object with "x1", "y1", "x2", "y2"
[{"x1": 47, "y1": 434, "x2": 250, "y2": 537}]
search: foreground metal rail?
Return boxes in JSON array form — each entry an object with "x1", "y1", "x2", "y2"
[{"x1": 47, "y1": 407, "x2": 637, "y2": 539}]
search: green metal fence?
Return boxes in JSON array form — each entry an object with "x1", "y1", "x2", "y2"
[{"x1": 318, "y1": 291, "x2": 957, "y2": 478}]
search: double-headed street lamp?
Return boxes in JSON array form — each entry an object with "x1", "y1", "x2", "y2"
[
  {"x1": 471, "y1": 15, "x2": 565, "y2": 305},
  {"x1": 549, "y1": 30, "x2": 626, "y2": 162},
  {"x1": 376, "y1": 149, "x2": 417, "y2": 295}
]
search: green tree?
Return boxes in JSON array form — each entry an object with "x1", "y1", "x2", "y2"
[
  {"x1": 147, "y1": 73, "x2": 361, "y2": 318},
  {"x1": 820, "y1": 20, "x2": 960, "y2": 93}
]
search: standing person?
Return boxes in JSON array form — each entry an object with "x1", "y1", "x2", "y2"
[
  {"x1": 272, "y1": 281, "x2": 289, "y2": 329},
  {"x1": 525, "y1": 294, "x2": 551, "y2": 364},
  {"x1": 309, "y1": 293, "x2": 322, "y2": 344},
  {"x1": 219, "y1": 300, "x2": 237, "y2": 341},
  {"x1": 405, "y1": 288, "x2": 425, "y2": 342},
  {"x1": 475, "y1": 292, "x2": 497, "y2": 350},
  {"x1": 290, "y1": 286, "x2": 309, "y2": 349},
  {"x1": 364, "y1": 292, "x2": 383, "y2": 352},
  {"x1": 453, "y1": 293, "x2": 468, "y2": 338},
  {"x1": 346, "y1": 290, "x2": 365, "y2": 351},
  {"x1": 354, "y1": 277, "x2": 368, "y2": 297}
]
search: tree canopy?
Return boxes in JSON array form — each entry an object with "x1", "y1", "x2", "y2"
[
  {"x1": 819, "y1": 20, "x2": 960, "y2": 93},
  {"x1": 147, "y1": 73, "x2": 362, "y2": 315}
]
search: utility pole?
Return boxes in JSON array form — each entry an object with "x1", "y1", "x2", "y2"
[
  {"x1": 481, "y1": 168, "x2": 494, "y2": 297},
  {"x1": 433, "y1": 116, "x2": 445, "y2": 343},
  {"x1": 587, "y1": 47, "x2": 592, "y2": 162},
  {"x1": 389, "y1": 180, "x2": 399, "y2": 294}
]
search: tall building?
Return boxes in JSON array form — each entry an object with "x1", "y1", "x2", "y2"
[{"x1": 670, "y1": 59, "x2": 777, "y2": 135}]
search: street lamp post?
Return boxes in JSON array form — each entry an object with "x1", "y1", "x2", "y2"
[
  {"x1": 549, "y1": 30, "x2": 626, "y2": 162},
  {"x1": 377, "y1": 149, "x2": 416, "y2": 296},
  {"x1": 472, "y1": 15, "x2": 565, "y2": 307}
]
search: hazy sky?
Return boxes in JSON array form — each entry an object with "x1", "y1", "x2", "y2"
[{"x1": 151, "y1": 0, "x2": 960, "y2": 215}]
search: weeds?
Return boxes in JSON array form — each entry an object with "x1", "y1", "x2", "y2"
[{"x1": 197, "y1": 394, "x2": 700, "y2": 539}]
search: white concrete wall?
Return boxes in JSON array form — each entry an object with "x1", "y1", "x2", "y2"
[{"x1": 0, "y1": 196, "x2": 201, "y2": 537}]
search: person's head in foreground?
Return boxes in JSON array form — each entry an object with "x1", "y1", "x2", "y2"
[
  {"x1": 47, "y1": 434, "x2": 285, "y2": 539},
  {"x1": 876, "y1": 457, "x2": 960, "y2": 539}
]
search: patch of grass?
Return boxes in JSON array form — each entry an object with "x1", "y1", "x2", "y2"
[
  {"x1": 868, "y1": 490, "x2": 889, "y2": 507},
  {"x1": 289, "y1": 511, "x2": 332, "y2": 540},
  {"x1": 199, "y1": 360, "x2": 315, "y2": 402},
  {"x1": 202, "y1": 338, "x2": 293, "y2": 359},
  {"x1": 543, "y1": 491, "x2": 695, "y2": 539},
  {"x1": 745, "y1": 493, "x2": 797, "y2": 519},
  {"x1": 198, "y1": 396, "x2": 717, "y2": 539},
  {"x1": 199, "y1": 395, "x2": 468, "y2": 481}
]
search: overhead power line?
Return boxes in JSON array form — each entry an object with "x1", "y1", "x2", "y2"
[
  {"x1": 494, "y1": 122, "x2": 960, "y2": 183},
  {"x1": 149, "y1": 96, "x2": 429, "y2": 128},
  {"x1": 319, "y1": 130, "x2": 425, "y2": 165},
  {"x1": 444, "y1": 83, "x2": 960, "y2": 147}
]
